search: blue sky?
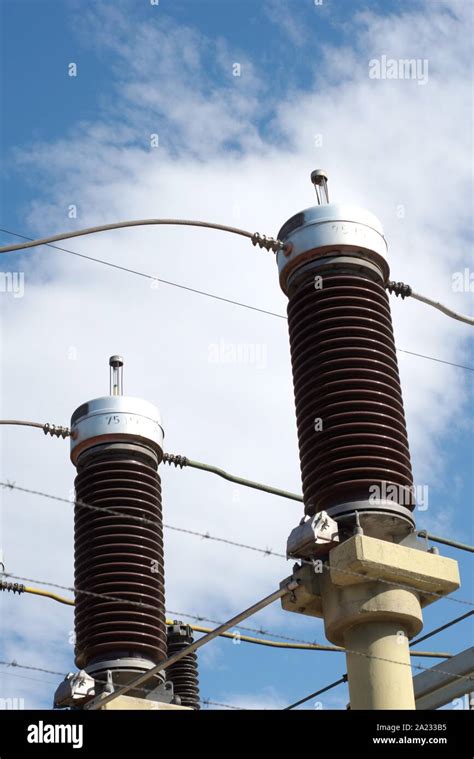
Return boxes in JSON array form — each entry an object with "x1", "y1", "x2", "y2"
[{"x1": 0, "y1": 0, "x2": 472, "y2": 710}]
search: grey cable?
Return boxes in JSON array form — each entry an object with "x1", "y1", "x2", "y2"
[
  {"x1": 163, "y1": 453, "x2": 303, "y2": 503},
  {"x1": 417, "y1": 530, "x2": 474, "y2": 554},
  {"x1": 0, "y1": 219, "x2": 285, "y2": 254},
  {"x1": 0, "y1": 419, "x2": 70, "y2": 439},
  {"x1": 1, "y1": 426, "x2": 473, "y2": 556},
  {"x1": 411, "y1": 290, "x2": 474, "y2": 326},
  {"x1": 0, "y1": 228, "x2": 471, "y2": 370},
  {"x1": 386, "y1": 280, "x2": 473, "y2": 326}
]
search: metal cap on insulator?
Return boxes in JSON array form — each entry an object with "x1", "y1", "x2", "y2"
[
  {"x1": 70, "y1": 356, "x2": 164, "y2": 465},
  {"x1": 276, "y1": 171, "x2": 389, "y2": 295}
]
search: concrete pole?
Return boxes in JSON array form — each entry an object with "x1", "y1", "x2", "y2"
[
  {"x1": 282, "y1": 535, "x2": 460, "y2": 711},
  {"x1": 344, "y1": 622, "x2": 415, "y2": 710}
]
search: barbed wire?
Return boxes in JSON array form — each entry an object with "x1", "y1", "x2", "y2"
[
  {"x1": 201, "y1": 698, "x2": 245, "y2": 710},
  {"x1": 2, "y1": 575, "x2": 454, "y2": 659},
  {"x1": 1, "y1": 619, "x2": 472, "y2": 705},
  {"x1": 0, "y1": 661, "x2": 240, "y2": 710},
  {"x1": 1, "y1": 480, "x2": 472, "y2": 608}
]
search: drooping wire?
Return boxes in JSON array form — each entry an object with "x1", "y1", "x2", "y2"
[
  {"x1": 0, "y1": 228, "x2": 471, "y2": 371},
  {"x1": 0, "y1": 430, "x2": 471, "y2": 554},
  {"x1": 163, "y1": 453, "x2": 303, "y2": 502},
  {"x1": 1, "y1": 578, "x2": 453, "y2": 658},
  {"x1": 0, "y1": 219, "x2": 286, "y2": 254},
  {"x1": 386, "y1": 280, "x2": 474, "y2": 326}
]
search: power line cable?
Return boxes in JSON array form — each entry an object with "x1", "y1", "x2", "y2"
[
  {"x1": 0, "y1": 229, "x2": 287, "y2": 318},
  {"x1": 163, "y1": 453, "x2": 304, "y2": 502},
  {"x1": 0, "y1": 419, "x2": 69, "y2": 438},
  {"x1": 0, "y1": 228, "x2": 471, "y2": 370},
  {"x1": 1, "y1": 578, "x2": 451, "y2": 658},
  {"x1": 0, "y1": 424, "x2": 473, "y2": 554},
  {"x1": 387, "y1": 280, "x2": 474, "y2": 326},
  {"x1": 284, "y1": 675, "x2": 348, "y2": 710},
  {"x1": 1, "y1": 425, "x2": 472, "y2": 554},
  {"x1": 409, "y1": 610, "x2": 474, "y2": 647},
  {"x1": 1, "y1": 577, "x2": 471, "y2": 705},
  {"x1": 1, "y1": 226, "x2": 471, "y2": 326},
  {"x1": 0, "y1": 219, "x2": 286, "y2": 254},
  {"x1": 0, "y1": 426, "x2": 472, "y2": 554},
  {"x1": 201, "y1": 698, "x2": 245, "y2": 710}
]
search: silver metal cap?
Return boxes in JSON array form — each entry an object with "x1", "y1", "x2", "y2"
[
  {"x1": 276, "y1": 202, "x2": 389, "y2": 294},
  {"x1": 70, "y1": 395, "x2": 164, "y2": 465}
]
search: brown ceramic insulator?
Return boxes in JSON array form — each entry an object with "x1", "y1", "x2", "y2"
[
  {"x1": 73, "y1": 447, "x2": 167, "y2": 670},
  {"x1": 287, "y1": 272, "x2": 414, "y2": 516},
  {"x1": 166, "y1": 623, "x2": 200, "y2": 710}
]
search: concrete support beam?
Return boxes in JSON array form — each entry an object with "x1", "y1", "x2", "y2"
[{"x1": 281, "y1": 535, "x2": 461, "y2": 710}]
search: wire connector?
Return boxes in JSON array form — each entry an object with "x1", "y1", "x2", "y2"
[
  {"x1": 0, "y1": 579, "x2": 25, "y2": 595},
  {"x1": 251, "y1": 232, "x2": 286, "y2": 253},
  {"x1": 43, "y1": 423, "x2": 70, "y2": 439},
  {"x1": 386, "y1": 280, "x2": 413, "y2": 299},
  {"x1": 163, "y1": 453, "x2": 189, "y2": 468}
]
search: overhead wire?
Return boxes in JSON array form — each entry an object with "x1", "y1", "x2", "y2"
[
  {"x1": 0, "y1": 434, "x2": 472, "y2": 553},
  {"x1": 0, "y1": 222, "x2": 471, "y2": 705},
  {"x1": 284, "y1": 675, "x2": 348, "y2": 710},
  {"x1": 0, "y1": 227, "x2": 471, "y2": 371},
  {"x1": 3, "y1": 571, "x2": 472, "y2": 709},
  {"x1": 87, "y1": 583, "x2": 298, "y2": 709},
  {"x1": 409, "y1": 610, "x2": 474, "y2": 647},
  {"x1": 1, "y1": 480, "x2": 473, "y2": 607},
  {"x1": 386, "y1": 280, "x2": 474, "y2": 326},
  {"x1": 284, "y1": 610, "x2": 474, "y2": 710},
  {"x1": 1, "y1": 225, "x2": 471, "y2": 327},
  {"x1": 0, "y1": 575, "x2": 453, "y2": 659},
  {"x1": 0, "y1": 219, "x2": 285, "y2": 254},
  {"x1": 163, "y1": 453, "x2": 304, "y2": 502}
]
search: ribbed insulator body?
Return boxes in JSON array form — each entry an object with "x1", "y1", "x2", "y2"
[
  {"x1": 287, "y1": 269, "x2": 414, "y2": 520},
  {"x1": 166, "y1": 623, "x2": 200, "y2": 710},
  {"x1": 74, "y1": 444, "x2": 167, "y2": 673}
]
